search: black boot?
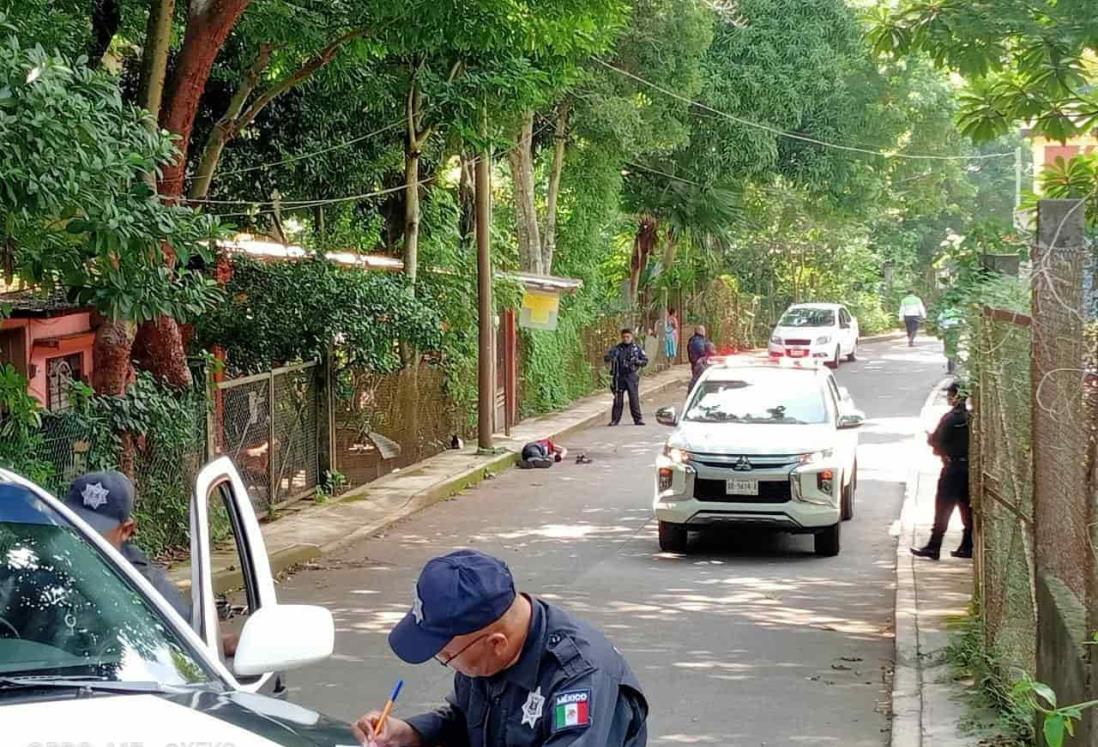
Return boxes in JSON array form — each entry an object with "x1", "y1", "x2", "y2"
[
  {"x1": 950, "y1": 547, "x2": 973, "y2": 559},
  {"x1": 910, "y1": 546, "x2": 940, "y2": 560}
]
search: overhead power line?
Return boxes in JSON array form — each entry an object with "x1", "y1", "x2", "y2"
[
  {"x1": 595, "y1": 58, "x2": 1015, "y2": 162},
  {"x1": 187, "y1": 120, "x2": 405, "y2": 182}
]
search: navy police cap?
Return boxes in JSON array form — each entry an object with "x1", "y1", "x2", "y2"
[{"x1": 389, "y1": 549, "x2": 517, "y2": 664}]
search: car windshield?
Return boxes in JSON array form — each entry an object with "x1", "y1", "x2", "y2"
[
  {"x1": 0, "y1": 482, "x2": 214, "y2": 687},
  {"x1": 684, "y1": 377, "x2": 829, "y2": 424},
  {"x1": 779, "y1": 308, "x2": 835, "y2": 328}
]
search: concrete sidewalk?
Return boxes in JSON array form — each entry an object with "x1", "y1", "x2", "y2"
[
  {"x1": 891, "y1": 382, "x2": 1006, "y2": 746},
  {"x1": 170, "y1": 364, "x2": 691, "y2": 590}
]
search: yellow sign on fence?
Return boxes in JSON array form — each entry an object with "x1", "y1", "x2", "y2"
[{"x1": 519, "y1": 289, "x2": 561, "y2": 331}]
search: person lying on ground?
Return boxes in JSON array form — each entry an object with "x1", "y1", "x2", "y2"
[{"x1": 519, "y1": 438, "x2": 567, "y2": 469}]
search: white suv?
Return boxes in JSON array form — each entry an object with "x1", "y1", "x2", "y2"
[{"x1": 652, "y1": 361, "x2": 864, "y2": 556}]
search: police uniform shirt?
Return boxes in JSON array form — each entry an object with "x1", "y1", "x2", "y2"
[
  {"x1": 406, "y1": 596, "x2": 648, "y2": 747},
  {"x1": 122, "y1": 542, "x2": 193, "y2": 621},
  {"x1": 929, "y1": 404, "x2": 969, "y2": 460}
]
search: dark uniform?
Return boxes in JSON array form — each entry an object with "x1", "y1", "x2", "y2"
[
  {"x1": 925, "y1": 400, "x2": 972, "y2": 555},
  {"x1": 605, "y1": 341, "x2": 648, "y2": 426},
  {"x1": 122, "y1": 542, "x2": 193, "y2": 621},
  {"x1": 407, "y1": 596, "x2": 648, "y2": 747}
]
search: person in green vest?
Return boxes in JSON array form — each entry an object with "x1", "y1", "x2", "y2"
[
  {"x1": 899, "y1": 290, "x2": 928, "y2": 347},
  {"x1": 937, "y1": 307, "x2": 962, "y2": 374}
]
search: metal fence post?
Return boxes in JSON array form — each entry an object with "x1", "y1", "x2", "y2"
[{"x1": 268, "y1": 369, "x2": 277, "y2": 516}]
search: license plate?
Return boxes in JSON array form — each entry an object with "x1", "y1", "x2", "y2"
[
  {"x1": 726, "y1": 479, "x2": 758, "y2": 496},
  {"x1": 788, "y1": 348, "x2": 808, "y2": 358}
]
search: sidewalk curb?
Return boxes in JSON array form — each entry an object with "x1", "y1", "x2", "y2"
[
  {"x1": 862, "y1": 330, "x2": 906, "y2": 343},
  {"x1": 891, "y1": 375, "x2": 953, "y2": 747},
  {"x1": 204, "y1": 370, "x2": 688, "y2": 591}
]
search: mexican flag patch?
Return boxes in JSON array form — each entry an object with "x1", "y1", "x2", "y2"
[{"x1": 553, "y1": 690, "x2": 591, "y2": 731}]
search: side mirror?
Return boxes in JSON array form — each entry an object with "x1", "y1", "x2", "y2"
[
  {"x1": 233, "y1": 604, "x2": 335, "y2": 677},
  {"x1": 656, "y1": 406, "x2": 678, "y2": 426},
  {"x1": 838, "y1": 412, "x2": 866, "y2": 430}
]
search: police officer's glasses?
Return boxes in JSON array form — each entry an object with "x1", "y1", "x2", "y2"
[{"x1": 436, "y1": 632, "x2": 492, "y2": 667}]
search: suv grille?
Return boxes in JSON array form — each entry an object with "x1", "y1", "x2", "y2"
[
  {"x1": 783, "y1": 338, "x2": 811, "y2": 346},
  {"x1": 694, "y1": 479, "x2": 792, "y2": 503}
]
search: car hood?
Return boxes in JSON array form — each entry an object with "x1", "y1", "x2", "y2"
[
  {"x1": 1, "y1": 690, "x2": 357, "y2": 745},
  {"x1": 772, "y1": 326, "x2": 832, "y2": 341},
  {"x1": 668, "y1": 421, "x2": 836, "y2": 455}
]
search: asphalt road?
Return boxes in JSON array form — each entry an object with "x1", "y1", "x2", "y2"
[{"x1": 275, "y1": 335, "x2": 946, "y2": 745}]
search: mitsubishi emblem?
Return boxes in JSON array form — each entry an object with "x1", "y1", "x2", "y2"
[{"x1": 732, "y1": 456, "x2": 753, "y2": 471}]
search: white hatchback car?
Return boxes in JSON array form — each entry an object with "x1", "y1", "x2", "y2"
[
  {"x1": 652, "y1": 361, "x2": 864, "y2": 556},
  {"x1": 768, "y1": 303, "x2": 859, "y2": 367}
]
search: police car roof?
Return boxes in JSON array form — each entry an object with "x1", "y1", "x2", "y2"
[{"x1": 702, "y1": 358, "x2": 831, "y2": 382}]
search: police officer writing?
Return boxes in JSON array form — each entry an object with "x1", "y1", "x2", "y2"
[
  {"x1": 604, "y1": 328, "x2": 648, "y2": 426},
  {"x1": 911, "y1": 382, "x2": 973, "y2": 560},
  {"x1": 353, "y1": 550, "x2": 648, "y2": 747}
]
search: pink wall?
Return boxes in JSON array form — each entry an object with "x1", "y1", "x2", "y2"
[{"x1": 2, "y1": 312, "x2": 95, "y2": 406}]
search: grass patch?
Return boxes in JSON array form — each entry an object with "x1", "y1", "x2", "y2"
[{"x1": 946, "y1": 611, "x2": 1035, "y2": 745}]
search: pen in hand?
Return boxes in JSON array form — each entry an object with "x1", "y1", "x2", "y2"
[{"x1": 369, "y1": 679, "x2": 404, "y2": 745}]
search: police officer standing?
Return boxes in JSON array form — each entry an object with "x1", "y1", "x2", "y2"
[
  {"x1": 353, "y1": 550, "x2": 648, "y2": 747},
  {"x1": 604, "y1": 328, "x2": 648, "y2": 426},
  {"x1": 911, "y1": 382, "x2": 973, "y2": 560}
]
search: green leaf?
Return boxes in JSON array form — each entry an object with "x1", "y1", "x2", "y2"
[{"x1": 1043, "y1": 714, "x2": 1066, "y2": 747}]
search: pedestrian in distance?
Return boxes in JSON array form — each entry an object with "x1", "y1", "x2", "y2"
[
  {"x1": 911, "y1": 382, "x2": 973, "y2": 561},
  {"x1": 605, "y1": 328, "x2": 648, "y2": 426},
  {"x1": 686, "y1": 325, "x2": 709, "y2": 366},
  {"x1": 664, "y1": 308, "x2": 680, "y2": 362},
  {"x1": 899, "y1": 290, "x2": 928, "y2": 347},
  {"x1": 519, "y1": 438, "x2": 568, "y2": 469},
  {"x1": 63, "y1": 471, "x2": 242, "y2": 654},
  {"x1": 690, "y1": 341, "x2": 718, "y2": 391},
  {"x1": 353, "y1": 549, "x2": 649, "y2": 747}
]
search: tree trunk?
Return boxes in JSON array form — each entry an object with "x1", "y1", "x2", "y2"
[
  {"x1": 189, "y1": 44, "x2": 273, "y2": 200},
  {"x1": 133, "y1": 316, "x2": 193, "y2": 389},
  {"x1": 629, "y1": 217, "x2": 658, "y2": 305},
  {"x1": 157, "y1": 0, "x2": 254, "y2": 201},
  {"x1": 541, "y1": 103, "x2": 569, "y2": 275},
  {"x1": 509, "y1": 112, "x2": 541, "y2": 274},
  {"x1": 403, "y1": 72, "x2": 432, "y2": 286},
  {"x1": 92, "y1": 317, "x2": 136, "y2": 396},
  {"x1": 137, "y1": 0, "x2": 175, "y2": 122},
  {"x1": 141, "y1": 0, "x2": 250, "y2": 388},
  {"x1": 459, "y1": 152, "x2": 475, "y2": 249},
  {"x1": 662, "y1": 226, "x2": 678, "y2": 276}
]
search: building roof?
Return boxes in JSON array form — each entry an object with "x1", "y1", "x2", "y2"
[
  {"x1": 0, "y1": 288, "x2": 87, "y2": 318},
  {"x1": 217, "y1": 236, "x2": 583, "y2": 293}
]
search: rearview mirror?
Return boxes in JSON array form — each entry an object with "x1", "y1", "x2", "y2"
[
  {"x1": 656, "y1": 406, "x2": 678, "y2": 426},
  {"x1": 233, "y1": 604, "x2": 334, "y2": 677},
  {"x1": 838, "y1": 412, "x2": 865, "y2": 430}
]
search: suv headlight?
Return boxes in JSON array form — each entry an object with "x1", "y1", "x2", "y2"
[
  {"x1": 663, "y1": 445, "x2": 690, "y2": 464},
  {"x1": 816, "y1": 335, "x2": 831, "y2": 344},
  {"x1": 770, "y1": 335, "x2": 782, "y2": 345},
  {"x1": 798, "y1": 448, "x2": 834, "y2": 465}
]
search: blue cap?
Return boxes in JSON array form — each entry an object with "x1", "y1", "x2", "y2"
[
  {"x1": 63, "y1": 471, "x2": 135, "y2": 535},
  {"x1": 389, "y1": 550, "x2": 517, "y2": 664}
]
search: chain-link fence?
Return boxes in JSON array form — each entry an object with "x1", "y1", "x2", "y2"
[
  {"x1": 969, "y1": 199, "x2": 1097, "y2": 740},
  {"x1": 972, "y1": 309, "x2": 1036, "y2": 677},
  {"x1": 333, "y1": 364, "x2": 465, "y2": 487},
  {"x1": 13, "y1": 384, "x2": 208, "y2": 557},
  {"x1": 213, "y1": 361, "x2": 321, "y2": 514}
]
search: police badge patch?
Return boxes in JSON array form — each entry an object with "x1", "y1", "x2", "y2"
[
  {"x1": 552, "y1": 689, "x2": 592, "y2": 732},
  {"x1": 521, "y1": 687, "x2": 545, "y2": 728}
]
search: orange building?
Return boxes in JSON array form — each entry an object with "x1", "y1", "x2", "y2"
[{"x1": 0, "y1": 289, "x2": 95, "y2": 410}]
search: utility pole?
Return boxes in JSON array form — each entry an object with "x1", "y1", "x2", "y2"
[{"x1": 476, "y1": 127, "x2": 494, "y2": 452}]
